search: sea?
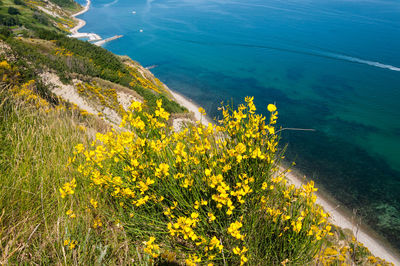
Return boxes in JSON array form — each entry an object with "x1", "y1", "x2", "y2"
[{"x1": 76, "y1": 0, "x2": 400, "y2": 250}]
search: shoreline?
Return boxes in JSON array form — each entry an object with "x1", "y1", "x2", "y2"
[
  {"x1": 166, "y1": 84, "x2": 400, "y2": 264},
  {"x1": 70, "y1": 0, "x2": 101, "y2": 41},
  {"x1": 69, "y1": 0, "x2": 123, "y2": 45},
  {"x1": 284, "y1": 165, "x2": 400, "y2": 265},
  {"x1": 167, "y1": 88, "x2": 213, "y2": 126}
]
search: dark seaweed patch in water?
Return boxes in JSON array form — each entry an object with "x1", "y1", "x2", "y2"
[
  {"x1": 311, "y1": 84, "x2": 351, "y2": 101},
  {"x1": 155, "y1": 64, "x2": 294, "y2": 118},
  {"x1": 311, "y1": 77, "x2": 355, "y2": 102},
  {"x1": 393, "y1": 127, "x2": 400, "y2": 137},
  {"x1": 286, "y1": 66, "x2": 304, "y2": 81},
  {"x1": 320, "y1": 117, "x2": 381, "y2": 140},
  {"x1": 276, "y1": 95, "x2": 400, "y2": 247},
  {"x1": 282, "y1": 128, "x2": 400, "y2": 249},
  {"x1": 318, "y1": 74, "x2": 353, "y2": 88}
]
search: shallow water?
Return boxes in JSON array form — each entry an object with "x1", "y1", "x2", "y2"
[{"x1": 78, "y1": 0, "x2": 400, "y2": 250}]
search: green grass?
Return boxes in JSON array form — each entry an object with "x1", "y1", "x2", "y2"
[
  {"x1": 0, "y1": 84, "x2": 152, "y2": 264},
  {"x1": 0, "y1": 0, "x2": 76, "y2": 33},
  {"x1": 0, "y1": 88, "x2": 82, "y2": 263}
]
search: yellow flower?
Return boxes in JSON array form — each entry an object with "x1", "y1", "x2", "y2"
[
  {"x1": 93, "y1": 217, "x2": 102, "y2": 228},
  {"x1": 208, "y1": 212, "x2": 216, "y2": 222},
  {"x1": 205, "y1": 168, "x2": 211, "y2": 176},
  {"x1": 185, "y1": 254, "x2": 201, "y2": 265},
  {"x1": 90, "y1": 198, "x2": 98, "y2": 209},
  {"x1": 66, "y1": 209, "x2": 76, "y2": 218},
  {"x1": 233, "y1": 246, "x2": 248, "y2": 265},
  {"x1": 235, "y1": 143, "x2": 246, "y2": 154},
  {"x1": 368, "y1": 256, "x2": 378, "y2": 264},
  {"x1": 209, "y1": 236, "x2": 223, "y2": 252},
  {"x1": 291, "y1": 220, "x2": 302, "y2": 233},
  {"x1": 59, "y1": 188, "x2": 66, "y2": 198},
  {"x1": 69, "y1": 240, "x2": 77, "y2": 249},
  {"x1": 59, "y1": 178, "x2": 77, "y2": 198},
  {"x1": 228, "y1": 221, "x2": 245, "y2": 240},
  {"x1": 267, "y1": 103, "x2": 277, "y2": 112},
  {"x1": 191, "y1": 212, "x2": 199, "y2": 219},
  {"x1": 155, "y1": 163, "x2": 170, "y2": 177},
  {"x1": 129, "y1": 101, "x2": 142, "y2": 112},
  {"x1": 144, "y1": 236, "x2": 160, "y2": 258},
  {"x1": 198, "y1": 107, "x2": 206, "y2": 115}
]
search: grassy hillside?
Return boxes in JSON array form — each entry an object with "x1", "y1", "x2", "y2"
[
  {"x1": 0, "y1": 0, "x2": 395, "y2": 265},
  {"x1": 0, "y1": 60, "x2": 148, "y2": 264},
  {"x1": 0, "y1": 0, "x2": 78, "y2": 34}
]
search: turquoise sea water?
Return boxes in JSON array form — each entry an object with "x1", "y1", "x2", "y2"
[{"x1": 77, "y1": 0, "x2": 400, "y2": 250}]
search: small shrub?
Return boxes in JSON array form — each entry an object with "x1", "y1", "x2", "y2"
[
  {"x1": 8, "y1": 7, "x2": 20, "y2": 15},
  {"x1": 0, "y1": 26, "x2": 12, "y2": 37},
  {"x1": 13, "y1": 0, "x2": 25, "y2": 6},
  {"x1": 33, "y1": 12, "x2": 49, "y2": 25},
  {"x1": 0, "y1": 15, "x2": 19, "y2": 26}
]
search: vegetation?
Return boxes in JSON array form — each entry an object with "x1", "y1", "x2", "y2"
[
  {"x1": 64, "y1": 97, "x2": 332, "y2": 265},
  {"x1": 0, "y1": 14, "x2": 19, "y2": 26},
  {"x1": 0, "y1": 0, "x2": 67, "y2": 31},
  {"x1": 0, "y1": 61, "x2": 105, "y2": 264},
  {"x1": 13, "y1": 0, "x2": 25, "y2": 6},
  {"x1": 0, "y1": 26, "x2": 11, "y2": 36},
  {"x1": 32, "y1": 11, "x2": 49, "y2": 25},
  {"x1": 7, "y1": 6, "x2": 20, "y2": 15},
  {"x1": 3, "y1": 28, "x2": 186, "y2": 114},
  {"x1": 50, "y1": 0, "x2": 78, "y2": 8}
]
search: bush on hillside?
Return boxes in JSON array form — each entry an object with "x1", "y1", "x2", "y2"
[
  {"x1": 8, "y1": 7, "x2": 20, "y2": 15},
  {"x1": 50, "y1": 0, "x2": 76, "y2": 8},
  {"x1": 65, "y1": 97, "x2": 332, "y2": 265},
  {"x1": 0, "y1": 26, "x2": 11, "y2": 37},
  {"x1": 13, "y1": 0, "x2": 26, "y2": 6},
  {"x1": 0, "y1": 14, "x2": 19, "y2": 26},
  {"x1": 33, "y1": 12, "x2": 49, "y2": 26}
]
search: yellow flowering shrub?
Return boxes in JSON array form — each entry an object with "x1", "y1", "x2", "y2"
[
  {"x1": 76, "y1": 82, "x2": 126, "y2": 117},
  {"x1": 317, "y1": 237, "x2": 394, "y2": 265},
  {"x1": 67, "y1": 96, "x2": 333, "y2": 264},
  {"x1": 54, "y1": 47, "x2": 74, "y2": 57}
]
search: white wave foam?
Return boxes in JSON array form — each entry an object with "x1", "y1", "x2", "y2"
[
  {"x1": 323, "y1": 52, "x2": 400, "y2": 72},
  {"x1": 104, "y1": 0, "x2": 118, "y2": 7}
]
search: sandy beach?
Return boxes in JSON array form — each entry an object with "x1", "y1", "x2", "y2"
[
  {"x1": 166, "y1": 86, "x2": 400, "y2": 265},
  {"x1": 168, "y1": 89, "x2": 213, "y2": 126},
  {"x1": 285, "y1": 168, "x2": 400, "y2": 265},
  {"x1": 70, "y1": 0, "x2": 101, "y2": 41}
]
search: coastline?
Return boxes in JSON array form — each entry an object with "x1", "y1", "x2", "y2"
[
  {"x1": 68, "y1": 2, "x2": 400, "y2": 264},
  {"x1": 70, "y1": 0, "x2": 101, "y2": 41},
  {"x1": 69, "y1": 0, "x2": 123, "y2": 45},
  {"x1": 284, "y1": 166, "x2": 400, "y2": 265},
  {"x1": 167, "y1": 88, "x2": 213, "y2": 126}
]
